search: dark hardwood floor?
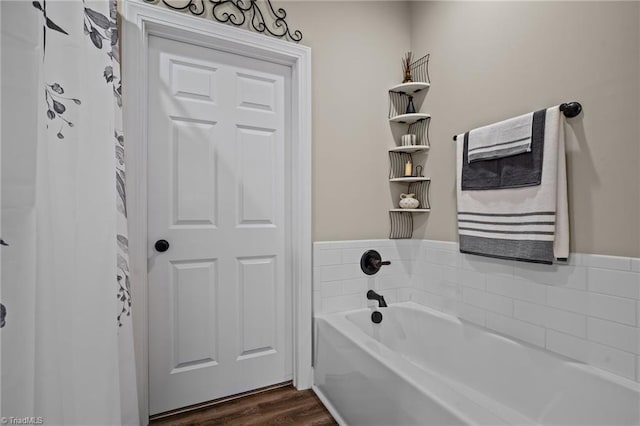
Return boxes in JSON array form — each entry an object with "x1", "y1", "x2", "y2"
[{"x1": 149, "y1": 385, "x2": 337, "y2": 426}]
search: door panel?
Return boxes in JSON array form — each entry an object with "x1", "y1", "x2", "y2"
[
  {"x1": 147, "y1": 35, "x2": 291, "y2": 415},
  {"x1": 238, "y1": 256, "x2": 277, "y2": 358},
  {"x1": 170, "y1": 61, "x2": 218, "y2": 102},
  {"x1": 170, "y1": 259, "x2": 218, "y2": 371},
  {"x1": 171, "y1": 119, "x2": 218, "y2": 227},
  {"x1": 236, "y1": 73, "x2": 277, "y2": 111},
  {"x1": 237, "y1": 126, "x2": 276, "y2": 225}
]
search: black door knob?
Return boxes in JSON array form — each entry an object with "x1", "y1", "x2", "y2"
[{"x1": 154, "y1": 239, "x2": 170, "y2": 252}]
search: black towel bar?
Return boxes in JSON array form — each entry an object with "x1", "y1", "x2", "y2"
[{"x1": 452, "y1": 101, "x2": 582, "y2": 141}]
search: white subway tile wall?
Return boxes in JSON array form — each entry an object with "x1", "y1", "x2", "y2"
[
  {"x1": 313, "y1": 240, "x2": 418, "y2": 314},
  {"x1": 313, "y1": 239, "x2": 640, "y2": 382}
]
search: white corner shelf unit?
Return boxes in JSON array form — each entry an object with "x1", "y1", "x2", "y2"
[{"x1": 388, "y1": 54, "x2": 432, "y2": 239}]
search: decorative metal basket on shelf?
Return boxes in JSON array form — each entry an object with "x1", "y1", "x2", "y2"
[
  {"x1": 389, "y1": 211, "x2": 413, "y2": 239},
  {"x1": 408, "y1": 54, "x2": 430, "y2": 84},
  {"x1": 389, "y1": 152, "x2": 412, "y2": 179},
  {"x1": 407, "y1": 180, "x2": 430, "y2": 209},
  {"x1": 409, "y1": 119, "x2": 430, "y2": 148}
]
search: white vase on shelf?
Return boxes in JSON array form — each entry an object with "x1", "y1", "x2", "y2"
[{"x1": 399, "y1": 193, "x2": 420, "y2": 209}]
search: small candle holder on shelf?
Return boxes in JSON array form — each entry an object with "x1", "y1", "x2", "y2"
[{"x1": 404, "y1": 160, "x2": 413, "y2": 177}]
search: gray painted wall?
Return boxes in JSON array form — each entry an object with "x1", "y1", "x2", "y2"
[
  {"x1": 409, "y1": 1, "x2": 640, "y2": 257},
  {"x1": 149, "y1": 0, "x2": 640, "y2": 257}
]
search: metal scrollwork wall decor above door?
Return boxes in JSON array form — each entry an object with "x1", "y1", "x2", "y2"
[{"x1": 144, "y1": 0, "x2": 303, "y2": 42}]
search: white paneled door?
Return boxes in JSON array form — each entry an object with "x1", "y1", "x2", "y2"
[{"x1": 147, "y1": 35, "x2": 292, "y2": 415}]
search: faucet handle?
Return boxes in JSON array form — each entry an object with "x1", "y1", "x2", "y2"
[{"x1": 360, "y1": 250, "x2": 391, "y2": 275}]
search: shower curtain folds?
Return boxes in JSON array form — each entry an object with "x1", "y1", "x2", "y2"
[{"x1": 1, "y1": 1, "x2": 138, "y2": 424}]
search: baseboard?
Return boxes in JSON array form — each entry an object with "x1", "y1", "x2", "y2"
[{"x1": 312, "y1": 384, "x2": 347, "y2": 426}]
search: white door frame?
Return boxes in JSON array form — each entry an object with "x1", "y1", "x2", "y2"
[
  {"x1": 0, "y1": 2, "x2": 3, "y2": 414},
  {"x1": 121, "y1": 2, "x2": 312, "y2": 422}
]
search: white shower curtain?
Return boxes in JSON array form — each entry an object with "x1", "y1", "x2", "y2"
[{"x1": 1, "y1": 1, "x2": 138, "y2": 424}]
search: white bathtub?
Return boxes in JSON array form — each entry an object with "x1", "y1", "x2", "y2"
[{"x1": 313, "y1": 302, "x2": 640, "y2": 426}]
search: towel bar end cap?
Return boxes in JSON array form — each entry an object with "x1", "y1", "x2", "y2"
[{"x1": 559, "y1": 101, "x2": 582, "y2": 118}]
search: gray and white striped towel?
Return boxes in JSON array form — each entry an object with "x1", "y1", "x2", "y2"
[
  {"x1": 462, "y1": 109, "x2": 546, "y2": 191},
  {"x1": 467, "y1": 112, "x2": 533, "y2": 163},
  {"x1": 456, "y1": 106, "x2": 569, "y2": 264}
]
